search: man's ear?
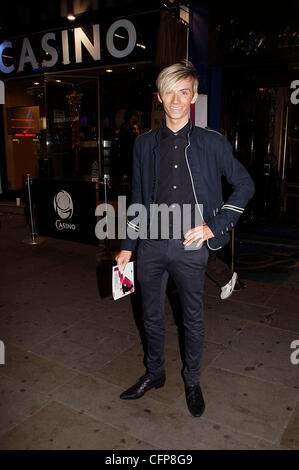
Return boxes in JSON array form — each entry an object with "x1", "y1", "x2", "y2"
[
  {"x1": 157, "y1": 93, "x2": 163, "y2": 103},
  {"x1": 191, "y1": 92, "x2": 198, "y2": 104}
]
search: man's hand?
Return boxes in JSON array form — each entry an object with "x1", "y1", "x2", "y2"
[
  {"x1": 183, "y1": 223, "x2": 214, "y2": 248},
  {"x1": 115, "y1": 250, "x2": 132, "y2": 273}
]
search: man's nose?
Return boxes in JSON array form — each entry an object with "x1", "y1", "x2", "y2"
[{"x1": 171, "y1": 92, "x2": 180, "y2": 104}]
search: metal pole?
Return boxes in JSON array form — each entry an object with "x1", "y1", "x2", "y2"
[
  {"x1": 27, "y1": 174, "x2": 36, "y2": 241},
  {"x1": 231, "y1": 227, "x2": 235, "y2": 274},
  {"x1": 231, "y1": 226, "x2": 246, "y2": 290},
  {"x1": 22, "y1": 174, "x2": 44, "y2": 245},
  {"x1": 97, "y1": 77, "x2": 102, "y2": 180},
  {"x1": 282, "y1": 105, "x2": 289, "y2": 181},
  {"x1": 103, "y1": 174, "x2": 109, "y2": 240},
  {"x1": 96, "y1": 173, "x2": 111, "y2": 259}
]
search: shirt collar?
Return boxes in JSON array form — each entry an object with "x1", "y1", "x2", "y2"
[{"x1": 161, "y1": 120, "x2": 191, "y2": 140}]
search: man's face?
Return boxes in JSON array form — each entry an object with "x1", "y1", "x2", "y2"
[{"x1": 158, "y1": 76, "x2": 198, "y2": 123}]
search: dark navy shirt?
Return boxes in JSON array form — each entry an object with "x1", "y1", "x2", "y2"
[{"x1": 154, "y1": 121, "x2": 197, "y2": 238}]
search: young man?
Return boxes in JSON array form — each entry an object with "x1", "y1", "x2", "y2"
[{"x1": 115, "y1": 61, "x2": 254, "y2": 417}]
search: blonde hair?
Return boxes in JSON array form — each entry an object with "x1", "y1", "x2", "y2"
[{"x1": 156, "y1": 60, "x2": 199, "y2": 98}]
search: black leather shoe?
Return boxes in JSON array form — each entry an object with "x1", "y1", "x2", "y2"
[
  {"x1": 120, "y1": 374, "x2": 166, "y2": 400},
  {"x1": 185, "y1": 383, "x2": 205, "y2": 417}
]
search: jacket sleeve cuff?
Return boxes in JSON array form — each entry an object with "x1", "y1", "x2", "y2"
[
  {"x1": 206, "y1": 211, "x2": 239, "y2": 239},
  {"x1": 120, "y1": 239, "x2": 137, "y2": 252}
]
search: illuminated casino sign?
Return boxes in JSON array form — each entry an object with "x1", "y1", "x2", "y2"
[{"x1": 0, "y1": 17, "x2": 150, "y2": 77}]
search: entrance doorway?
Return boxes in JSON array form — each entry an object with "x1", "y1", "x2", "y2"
[
  {"x1": 2, "y1": 77, "x2": 45, "y2": 193},
  {"x1": 44, "y1": 73, "x2": 100, "y2": 181},
  {"x1": 222, "y1": 70, "x2": 299, "y2": 222}
]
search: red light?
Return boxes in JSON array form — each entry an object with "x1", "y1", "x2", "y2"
[
  {"x1": 14, "y1": 133, "x2": 36, "y2": 137},
  {"x1": 10, "y1": 118, "x2": 34, "y2": 121}
]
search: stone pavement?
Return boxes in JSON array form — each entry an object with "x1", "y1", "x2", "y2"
[{"x1": 0, "y1": 213, "x2": 298, "y2": 450}]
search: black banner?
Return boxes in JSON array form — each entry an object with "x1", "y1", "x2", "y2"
[{"x1": 34, "y1": 178, "x2": 97, "y2": 245}]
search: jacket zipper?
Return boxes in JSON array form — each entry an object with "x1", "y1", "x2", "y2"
[
  {"x1": 184, "y1": 126, "x2": 222, "y2": 251},
  {"x1": 184, "y1": 126, "x2": 204, "y2": 223}
]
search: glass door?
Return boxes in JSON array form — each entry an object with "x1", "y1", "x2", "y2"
[
  {"x1": 44, "y1": 73, "x2": 100, "y2": 181},
  {"x1": 3, "y1": 77, "x2": 45, "y2": 192}
]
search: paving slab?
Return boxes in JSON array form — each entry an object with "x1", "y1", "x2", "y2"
[
  {"x1": 172, "y1": 367, "x2": 297, "y2": 443},
  {"x1": 83, "y1": 299, "x2": 144, "y2": 336},
  {"x1": 31, "y1": 325, "x2": 139, "y2": 374},
  {"x1": 203, "y1": 294, "x2": 276, "y2": 324},
  {"x1": 48, "y1": 372, "x2": 268, "y2": 449},
  {"x1": 264, "y1": 284, "x2": 299, "y2": 313},
  {"x1": 0, "y1": 263, "x2": 100, "y2": 313},
  {"x1": 220, "y1": 279, "x2": 280, "y2": 307},
  {"x1": 0, "y1": 309, "x2": 78, "y2": 350},
  {"x1": 0, "y1": 401, "x2": 141, "y2": 450},
  {"x1": 204, "y1": 293, "x2": 299, "y2": 334},
  {"x1": 202, "y1": 310, "x2": 247, "y2": 347},
  {"x1": 2, "y1": 370, "x2": 286, "y2": 451},
  {"x1": 50, "y1": 372, "x2": 172, "y2": 436},
  {"x1": 212, "y1": 323, "x2": 299, "y2": 389},
  {"x1": 0, "y1": 245, "x2": 80, "y2": 287},
  {"x1": 259, "y1": 308, "x2": 299, "y2": 333},
  {"x1": 42, "y1": 319, "x2": 117, "y2": 350},
  {"x1": 280, "y1": 402, "x2": 299, "y2": 449},
  {"x1": 0, "y1": 343, "x2": 78, "y2": 394},
  {"x1": 0, "y1": 374, "x2": 50, "y2": 436},
  {"x1": 74, "y1": 332, "x2": 140, "y2": 374},
  {"x1": 127, "y1": 439, "x2": 161, "y2": 450}
]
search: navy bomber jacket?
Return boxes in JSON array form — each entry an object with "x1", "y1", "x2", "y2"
[{"x1": 120, "y1": 122, "x2": 255, "y2": 252}]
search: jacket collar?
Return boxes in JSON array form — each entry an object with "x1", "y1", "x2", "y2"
[{"x1": 153, "y1": 119, "x2": 193, "y2": 150}]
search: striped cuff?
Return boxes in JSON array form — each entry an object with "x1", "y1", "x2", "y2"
[
  {"x1": 127, "y1": 221, "x2": 139, "y2": 232},
  {"x1": 222, "y1": 204, "x2": 244, "y2": 214}
]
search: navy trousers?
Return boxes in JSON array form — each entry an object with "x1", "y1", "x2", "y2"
[{"x1": 137, "y1": 238, "x2": 209, "y2": 387}]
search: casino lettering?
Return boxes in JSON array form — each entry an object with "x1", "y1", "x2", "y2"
[
  {"x1": 55, "y1": 220, "x2": 76, "y2": 231},
  {"x1": 0, "y1": 18, "x2": 137, "y2": 75}
]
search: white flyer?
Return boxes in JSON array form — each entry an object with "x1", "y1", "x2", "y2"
[{"x1": 112, "y1": 261, "x2": 135, "y2": 300}]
